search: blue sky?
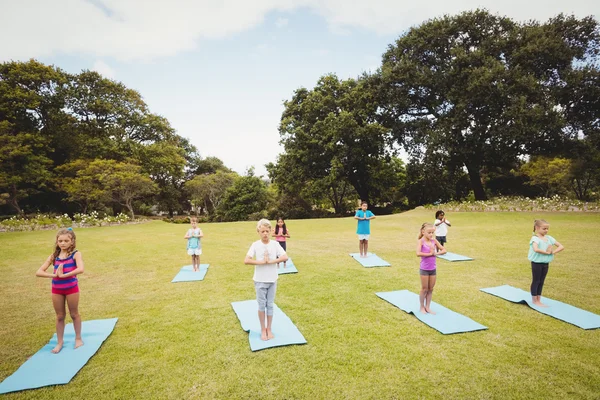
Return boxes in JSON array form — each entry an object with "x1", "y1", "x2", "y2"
[{"x1": 2, "y1": 1, "x2": 598, "y2": 176}]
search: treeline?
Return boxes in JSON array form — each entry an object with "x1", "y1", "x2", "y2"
[
  {"x1": 269, "y1": 10, "x2": 600, "y2": 212},
  {"x1": 1, "y1": 10, "x2": 599, "y2": 222}
]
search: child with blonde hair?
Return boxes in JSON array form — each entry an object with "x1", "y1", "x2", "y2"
[
  {"x1": 416, "y1": 223, "x2": 446, "y2": 314},
  {"x1": 528, "y1": 219, "x2": 564, "y2": 307},
  {"x1": 36, "y1": 228, "x2": 85, "y2": 353},
  {"x1": 244, "y1": 219, "x2": 288, "y2": 341},
  {"x1": 184, "y1": 217, "x2": 203, "y2": 271}
]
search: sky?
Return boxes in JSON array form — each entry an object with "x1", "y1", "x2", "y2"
[{"x1": 1, "y1": 0, "x2": 599, "y2": 176}]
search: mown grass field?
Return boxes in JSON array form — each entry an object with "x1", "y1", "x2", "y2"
[{"x1": 1, "y1": 209, "x2": 599, "y2": 399}]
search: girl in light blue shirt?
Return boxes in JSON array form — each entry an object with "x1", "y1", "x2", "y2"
[{"x1": 528, "y1": 219, "x2": 564, "y2": 307}]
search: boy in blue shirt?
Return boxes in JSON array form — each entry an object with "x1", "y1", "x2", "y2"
[{"x1": 354, "y1": 201, "x2": 375, "y2": 257}]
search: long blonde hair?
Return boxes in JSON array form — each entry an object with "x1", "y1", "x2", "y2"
[
  {"x1": 52, "y1": 228, "x2": 77, "y2": 261},
  {"x1": 418, "y1": 223, "x2": 433, "y2": 239}
]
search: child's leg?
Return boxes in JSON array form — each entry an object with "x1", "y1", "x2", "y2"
[
  {"x1": 66, "y1": 292, "x2": 84, "y2": 348},
  {"x1": 536, "y1": 263, "x2": 550, "y2": 306},
  {"x1": 265, "y1": 282, "x2": 277, "y2": 340},
  {"x1": 197, "y1": 253, "x2": 201, "y2": 269},
  {"x1": 531, "y1": 262, "x2": 544, "y2": 305},
  {"x1": 359, "y1": 239, "x2": 363, "y2": 256},
  {"x1": 255, "y1": 282, "x2": 268, "y2": 340},
  {"x1": 51, "y1": 294, "x2": 67, "y2": 353},
  {"x1": 425, "y1": 275, "x2": 437, "y2": 314},
  {"x1": 419, "y1": 274, "x2": 429, "y2": 314},
  {"x1": 364, "y1": 239, "x2": 369, "y2": 256}
]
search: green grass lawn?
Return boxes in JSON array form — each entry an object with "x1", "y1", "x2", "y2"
[{"x1": 1, "y1": 210, "x2": 599, "y2": 399}]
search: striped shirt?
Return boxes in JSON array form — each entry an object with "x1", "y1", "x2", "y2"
[{"x1": 52, "y1": 251, "x2": 78, "y2": 291}]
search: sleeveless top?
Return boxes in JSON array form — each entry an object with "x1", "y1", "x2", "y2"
[
  {"x1": 52, "y1": 251, "x2": 78, "y2": 291},
  {"x1": 419, "y1": 240, "x2": 436, "y2": 271}
]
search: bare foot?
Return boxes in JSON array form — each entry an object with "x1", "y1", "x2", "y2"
[
  {"x1": 533, "y1": 301, "x2": 549, "y2": 307},
  {"x1": 260, "y1": 330, "x2": 268, "y2": 341},
  {"x1": 267, "y1": 330, "x2": 275, "y2": 340},
  {"x1": 283, "y1": 264, "x2": 286, "y2": 269},
  {"x1": 51, "y1": 342, "x2": 64, "y2": 354},
  {"x1": 277, "y1": 264, "x2": 280, "y2": 268},
  {"x1": 420, "y1": 307, "x2": 427, "y2": 314},
  {"x1": 75, "y1": 338, "x2": 84, "y2": 349},
  {"x1": 425, "y1": 308, "x2": 436, "y2": 315}
]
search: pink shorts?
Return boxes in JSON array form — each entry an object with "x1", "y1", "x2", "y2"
[{"x1": 52, "y1": 286, "x2": 80, "y2": 295}]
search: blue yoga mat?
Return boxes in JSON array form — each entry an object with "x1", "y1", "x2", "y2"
[
  {"x1": 376, "y1": 290, "x2": 487, "y2": 334},
  {"x1": 0, "y1": 318, "x2": 118, "y2": 394},
  {"x1": 349, "y1": 253, "x2": 391, "y2": 267},
  {"x1": 277, "y1": 257, "x2": 298, "y2": 274},
  {"x1": 437, "y1": 252, "x2": 473, "y2": 261},
  {"x1": 231, "y1": 300, "x2": 307, "y2": 351},
  {"x1": 481, "y1": 285, "x2": 600, "y2": 330},
  {"x1": 171, "y1": 264, "x2": 209, "y2": 282}
]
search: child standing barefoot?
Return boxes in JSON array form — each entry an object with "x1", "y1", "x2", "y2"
[
  {"x1": 528, "y1": 219, "x2": 564, "y2": 307},
  {"x1": 36, "y1": 228, "x2": 85, "y2": 353},
  {"x1": 354, "y1": 201, "x2": 375, "y2": 257},
  {"x1": 416, "y1": 223, "x2": 446, "y2": 314},
  {"x1": 184, "y1": 217, "x2": 203, "y2": 271},
  {"x1": 434, "y1": 210, "x2": 451, "y2": 248},
  {"x1": 272, "y1": 217, "x2": 290, "y2": 268},
  {"x1": 245, "y1": 219, "x2": 288, "y2": 341}
]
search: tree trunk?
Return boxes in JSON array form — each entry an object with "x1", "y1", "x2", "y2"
[
  {"x1": 126, "y1": 201, "x2": 135, "y2": 220},
  {"x1": 465, "y1": 163, "x2": 487, "y2": 200},
  {"x1": 9, "y1": 185, "x2": 23, "y2": 215}
]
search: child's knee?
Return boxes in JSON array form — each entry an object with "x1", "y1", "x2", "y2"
[
  {"x1": 56, "y1": 313, "x2": 66, "y2": 322},
  {"x1": 70, "y1": 311, "x2": 80, "y2": 320}
]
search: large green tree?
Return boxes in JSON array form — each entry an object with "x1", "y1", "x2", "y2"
[
  {"x1": 273, "y1": 74, "x2": 399, "y2": 207},
  {"x1": 378, "y1": 11, "x2": 599, "y2": 200}
]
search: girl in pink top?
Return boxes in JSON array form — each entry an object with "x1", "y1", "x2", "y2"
[
  {"x1": 416, "y1": 223, "x2": 446, "y2": 314},
  {"x1": 36, "y1": 228, "x2": 85, "y2": 354},
  {"x1": 272, "y1": 217, "x2": 290, "y2": 268}
]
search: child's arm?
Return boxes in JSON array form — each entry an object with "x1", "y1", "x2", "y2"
[
  {"x1": 434, "y1": 239, "x2": 447, "y2": 255},
  {"x1": 367, "y1": 213, "x2": 375, "y2": 220},
  {"x1": 416, "y1": 240, "x2": 430, "y2": 257},
  {"x1": 57, "y1": 252, "x2": 85, "y2": 278},
  {"x1": 35, "y1": 255, "x2": 56, "y2": 278},
  {"x1": 551, "y1": 240, "x2": 564, "y2": 255},
  {"x1": 285, "y1": 229, "x2": 290, "y2": 238},
  {"x1": 434, "y1": 219, "x2": 443, "y2": 226},
  {"x1": 197, "y1": 229, "x2": 203, "y2": 238},
  {"x1": 532, "y1": 241, "x2": 552, "y2": 255},
  {"x1": 184, "y1": 230, "x2": 191, "y2": 239},
  {"x1": 444, "y1": 219, "x2": 451, "y2": 227}
]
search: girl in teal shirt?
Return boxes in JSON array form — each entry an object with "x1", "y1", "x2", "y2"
[{"x1": 528, "y1": 219, "x2": 564, "y2": 307}]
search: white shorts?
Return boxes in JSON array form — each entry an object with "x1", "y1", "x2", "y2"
[
  {"x1": 358, "y1": 234, "x2": 370, "y2": 241},
  {"x1": 187, "y1": 248, "x2": 202, "y2": 256}
]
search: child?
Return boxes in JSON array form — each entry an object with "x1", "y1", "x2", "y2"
[
  {"x1": 184, "y1": 217, "x2": 203, "y2": 272},
  {"x1": 434, "y1": 210, "x2": 451, "y2": 247},
  {"x1": 35, "y1": 228, "x2": 85, "y2": 354},
  {"x1": 354, "y1": 201, "x2": 375, "y2": 257},
  {"x1": 416, "y1": 223, "x2": 446, "y2": 314},
  {"x1": 272, "y1": 217, "x2": 290, "y2": 268},
  {"x1": 245, "y1": 219, "x2": 288, "y2": 341},
  {"x1": 528, "y1": 219, "x2": 564, "y2": 307}
]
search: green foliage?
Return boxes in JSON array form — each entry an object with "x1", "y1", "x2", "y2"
[
  {"x1": 379, "y1": 10, "x2": 600, "y2": 200},
  {"x1": 0, "y1": 212, "x2": 131, "y2": 231},
  {"x1": 185, "y1": 170, "x2": 237, "y2": 218},
  {"x1": 216, "y1": 171, "x2": 268, "y2": 221},
  {"x1": 273, "y1": 74, "x2": 400, "y2": 210}
]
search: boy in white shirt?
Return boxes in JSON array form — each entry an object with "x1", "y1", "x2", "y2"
[
  {"x1": 434, "y1": 210, "x2": 451, "y2": 247},
  {"x1": 244, "y1": 219, "x2": 288, "y2": 341}
]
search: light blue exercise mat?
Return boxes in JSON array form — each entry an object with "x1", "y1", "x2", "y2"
[
  {"x1": 376, "y1": 290, "x2": 487, "y2": 334},
  {"x1": 349, "y1": 253, "x2": 391, "y2": 267},
  {"x1": 171, "y1": 264, "x2": 209, "y2": 282},
  {"x1": 480, "y1": 285, "x2": 600, "y2": 330},
  {"x1": 0, "y1": 318, "x2": 118, "y2": 394},
  {"x1": 231, "y1": 300, "x2": 307, "y2": 351},
  {"x1": 436, "y1": 252, "x2": 473, "y2": 261},
  {"x1": 277, "y1": 257, "x2": 298, "y2": 274}
]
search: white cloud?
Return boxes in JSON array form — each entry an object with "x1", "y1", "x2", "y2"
[
  {"x1": 91, "y1": 60, "x2": 115, "y2": 78},
  {"x1": 1, "y1": 0, "x2": 598, "y2": 62},
  {"x1": 275, "y1": 17, "x2": 289, "y2": 28}
]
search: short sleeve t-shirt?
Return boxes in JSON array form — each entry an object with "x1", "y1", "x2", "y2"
[
  {"x1": 355, "y1": 210, "x2": 374, "y2": 234},
  {"x1": 434, "y1": 219, "x2": 450, "y2": 236},
  {"x1": 246, "y1": 240, "x2": 286, "y2": 283},
  {"x1": 528, "y1": 235, "x2": 556, "y2": 263}
]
